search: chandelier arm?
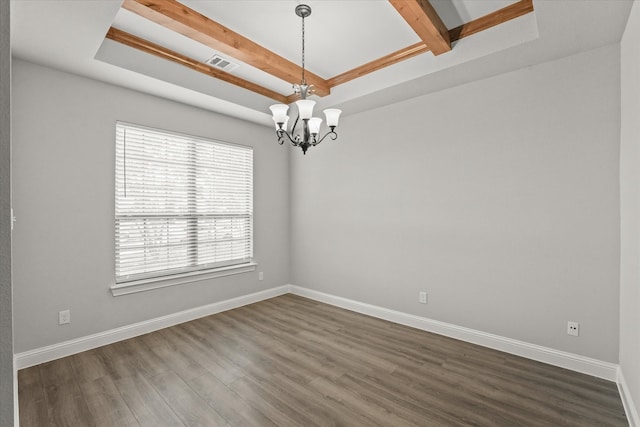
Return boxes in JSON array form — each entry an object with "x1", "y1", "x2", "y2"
[
  {"x1": 275, "y1": 130, "x2": 286, "y2": 145},
  {"x1": 276, "y1": 129, "x2": 301, "y2": 147},
  {"x1": 312, "y1": 129, "x2": 338, "y2": 146},
  {"x1": 290, "y1": 114, "x2": 300, "y2": 135}
]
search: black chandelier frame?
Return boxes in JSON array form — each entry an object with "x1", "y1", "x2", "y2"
[{"x1": 270, "y1": 4, "x2": 341, "y2": 155}]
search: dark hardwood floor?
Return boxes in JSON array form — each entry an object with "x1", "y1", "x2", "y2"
[{"x1": 18, "y1": 294, "x2": 627, "y2": 426}]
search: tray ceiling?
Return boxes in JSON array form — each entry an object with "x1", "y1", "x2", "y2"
[{"x1": 10, "y1": 1, "x2": 635, "y2": 127}]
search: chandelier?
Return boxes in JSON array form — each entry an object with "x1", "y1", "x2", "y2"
[{"x1": 269, "y1": 4, "x2": 342, "y2": 155}]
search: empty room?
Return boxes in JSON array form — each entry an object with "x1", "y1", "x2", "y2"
[{"x1": 2, "y1": 0, "x2": 640, "y2": 425}]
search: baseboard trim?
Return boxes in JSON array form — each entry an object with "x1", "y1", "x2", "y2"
[
  {"x1": 15, "y1": 283, "x2": 621, "y2": 384},
  {"x1": 618, "y1": 367, "x2": 640, "y2": 427},
  {"x1": 289, "y1": 285, "x2": 619, "y2": 382},
  {"x1": 14, "y1": 285, "x2": 290, "y2": 369},
  {"x1": 13, "y1": 355, "x2": 18, "y2": 427}
]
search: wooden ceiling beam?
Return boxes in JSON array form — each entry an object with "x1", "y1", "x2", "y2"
[
  {"x1": 121, "y1": 0, "x2": 331, "y2": 97},
  {"x1": 108, "y1": 0, "x2": 533, "y2": 103},
  {"x1": 328, "y1": 42, "x2": 430, "y2": 88},
  {"x1": 329, "y1": 0, "x2": 534, "y2": 88},
  {"x1": 388, "y1": 0, "x2": 451, "y2": 55},
  {"x1": 105, "y1": 27, "x2": 290, "y2": 103}
]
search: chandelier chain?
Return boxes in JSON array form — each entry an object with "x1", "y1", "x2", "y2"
[{"x1": 301, "y1": 14, "x2": 306, "y2": 85}]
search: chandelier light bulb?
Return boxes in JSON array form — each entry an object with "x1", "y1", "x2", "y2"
[
  {"x1": 269, "y1": 104, "x2": 289, "y2": 124},
  {"x1": 323, "y1": 109, "x2": 342, "y2": 128},
  {"x1": 308, "y1": 117, "x2": 322, "y2": 135},
  {"x1": 273, "y1": 116, "x2": 289, "y2": 130},
  {"x1": 295, "y1": 99, "x2": 316, "y2": 120}
]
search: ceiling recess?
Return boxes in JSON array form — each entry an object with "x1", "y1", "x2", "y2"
[{"x1": 106, "y1": 0, "x2": 535, "y2": 103}]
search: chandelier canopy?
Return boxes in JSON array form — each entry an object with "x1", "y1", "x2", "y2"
[{"x1": 269, "y1": 4, "x2": 342, "y2": 155}]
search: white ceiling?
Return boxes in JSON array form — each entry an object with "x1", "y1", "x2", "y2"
[{"x1": 10, "y1": 0, "x2": 634, "y2": 128}]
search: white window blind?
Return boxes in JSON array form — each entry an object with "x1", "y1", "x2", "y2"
[{"x1": 115, "y1": 122, "x2": 253, "y2": 283}]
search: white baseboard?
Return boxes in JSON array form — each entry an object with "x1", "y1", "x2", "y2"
[
  {"x1": 13, "y1": 355, "x2": 18, "y2": 427},
  {"x1": 15, "y1": 283, "x2": 621, "y2": 385},
  {"x1": 14, "y1": 285, "x2": 290, "y2": 369},
  {"x1": 14, "y1": 284, "x2": 632, "y2": 423},
  {"x1": 618, "y1": 367, "x2": 640, "y2": 427},
  {"x1": 288, "y1": 285, "x2": 619, "y2": 382}
]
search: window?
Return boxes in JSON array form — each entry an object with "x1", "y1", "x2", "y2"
[{"x1": 115, "y1": 122, "x2": 253, "y2": 284}]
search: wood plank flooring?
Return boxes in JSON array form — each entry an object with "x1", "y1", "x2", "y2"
[{"x1": 18, "y1": 294, "x2": 628, "y2": 426}]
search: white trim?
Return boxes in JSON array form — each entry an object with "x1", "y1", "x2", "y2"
[
  {"x1": 16, "y1": 283, "x2": 622, "y2": 385},
  {"x1": 15, "y1": 285, "x2": 289, "y2": 369},
  {"x1": 618, "y1": 367, "x2": 640, "y2": 427},
  {"x1": 289, "y1": 285, "x2": 619, "y2": 382},
  {"x1": 13, "y1": 355, "x2": 18, "y2": 427},
  {"x1": 110, "y1": 262, "x2": 257, "y2": 296}
]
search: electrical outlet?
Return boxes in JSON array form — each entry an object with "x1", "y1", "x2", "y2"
[
  {"x1": 419, "y1": 291, "x2": 428, "y2": 304},
  {"x1": 59, "y1": 309, "x2": 70, "y2": 325},
  {"x1": 567, "y1": 321, "x2": 579, "y2": 337},
  {"x1": 258, "y1": 272, "x2": 264, "y2": 281}
]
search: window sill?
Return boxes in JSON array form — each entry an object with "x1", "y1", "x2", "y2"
[{"x1": 110, "y1": 262, "x2": 257, "y2": 297}]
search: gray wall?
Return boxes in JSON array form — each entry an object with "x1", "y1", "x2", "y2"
[
  {"x1": 0, "y1": 0, "x2": 14, "y2": 424},
  {"x1": 620, "y1": 0, "x2": 640, "y2": 417},
  {"x1": 291, "y1": 44, "x2": 621, "y2": 363},
  {"x1": 11, "y1": 59, "x2": 290, "y2": 353},
  {"x1": 10, "y1": 24, "x2": 626, "y2": 383}
]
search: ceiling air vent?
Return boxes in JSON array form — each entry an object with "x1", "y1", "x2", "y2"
[{"x1": 205, "y1": 54, "x2": 239, "y2": 72}]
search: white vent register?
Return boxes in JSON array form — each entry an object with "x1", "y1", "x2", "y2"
[{"x1": 205, "y1": 54, "x2": 239, "y2": 72}]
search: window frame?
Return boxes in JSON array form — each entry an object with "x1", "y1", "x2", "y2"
[{"x1": 112, "y1": 122, "x2": 254, "y2": 295}]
